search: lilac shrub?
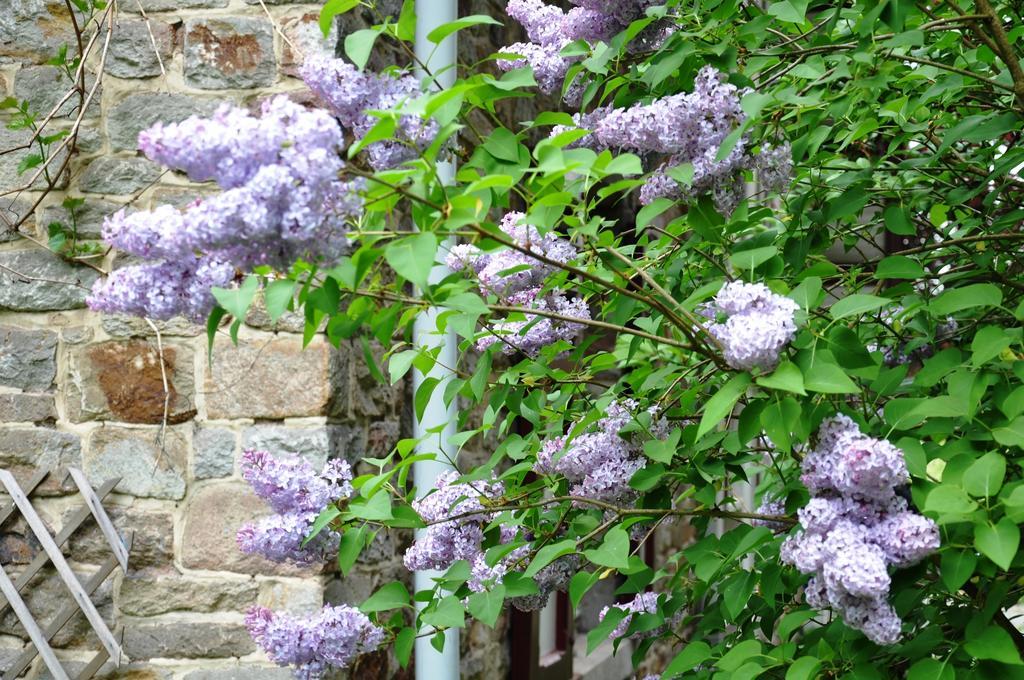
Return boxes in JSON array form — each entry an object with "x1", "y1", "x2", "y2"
[{"x1": 780, "y1": 416, "x2": 939, "y2": 644}]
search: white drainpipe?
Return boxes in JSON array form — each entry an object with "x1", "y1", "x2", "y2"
[{"x1": 412, "y1": 0, "x2": 460, "y2": 678}]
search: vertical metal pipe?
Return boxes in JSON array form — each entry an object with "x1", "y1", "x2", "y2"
[{"x1": 412, "y1": 0, "x2": 460, "y2": 678}]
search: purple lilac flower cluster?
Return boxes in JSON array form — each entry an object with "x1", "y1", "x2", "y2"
[
  {"x1": 300, "y1": 54, "x2": 438, "y2": 170},
  {"x1": 245, "y1": 605, "x2": 385, "y2": 679},
  {"x1": 702, "y1": 281, "x2": 799, "y2": 371},
  {"x1": 88, "y1": 95, "x2": 364, "y2": 321},
  {"x1": 403, "y1": 470, "x2": 575, "y2": 611},
  {"x1": 536, "y1": 399, "x2": 667, "y2": 503},
  {"x1": 446, "y1": 212, "x2": 590, "y2": 356},
  {"x1": 552, "y1": 66, "x2": 792, "y2": 212},
  {"x1": 753, "y1": 495, "x2": 788, "y2": 532},
  {"x1": 780, "y1": 415, "x2": 939, "y2": 645},
  {"x1": 498, "y1": 0, "x2": 665, "y2": 100},
  {"x1": 236, "y1": 450, "x2": 354, "y2": 565},
  {"x1": 598, "y1": 591, "x2": 679, "y2": 641}
]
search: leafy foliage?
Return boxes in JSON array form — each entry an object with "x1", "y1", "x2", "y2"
[{"x1": 198, "y1": 0, "x2": 1024, "y2": 675}]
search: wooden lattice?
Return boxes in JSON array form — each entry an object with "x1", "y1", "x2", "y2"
[{"x1": 0, "y1": 467, "x2": 130, "y2": 680}]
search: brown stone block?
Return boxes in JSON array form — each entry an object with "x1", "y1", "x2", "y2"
[
  {"x1": 204, "y1": 337, "x2": 336, "y2": 420},
  {"x1": 66, "y1": 340, "x2": 196, "y2": 424}
]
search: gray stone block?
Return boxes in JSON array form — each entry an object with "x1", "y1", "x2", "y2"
[
  {"x1": 193, "y1": 427, "x2": 237, "y2": 479},
  {"x1": 0, "y1": 426, "x2": 81, "y2": 495},
  {"x1": 107, "y1": 93, "x2": 219, "y2": 152},
  {"x1": 117, "y1": 574, "x2": 257, "y2": 616},
  {"x1": 38, "y1": 198, "x2": 126, "y2": 239},
  {"x1": 106, "y1": 19, "x2": 174, "y2": 79},
  {"x1": 0, "y1": 198, "x2": 35, "y2": 242},
  {"x1": 241, "y1": 426, "x2": 331, "y2": 469},
  {"x1": 14, "y1": 65, "x2": 100, "y2": 118},
  {"x1": 124, "y1": 0, "x2": 229, "y2": 11},
  {"x1": 182, "y1": 668, "x2": 294, "y2": 680},
  {"x1": 84, "y1": 426, "x2": 187, "y2": 500},
  {"x1": 79, "y1": 156, "x2": 161, "y2": 195},
  {"x1": 122, "y1": 621, "x2": 256, "y2": 659},
  {"x1": 0, "y1": 126, "x2": 69, "y2": 192},
  {"x1": 101, "y1": 313, "x2": 204, "y2": 338},
  {"x1": 0, "y1": 326, "x2": 57, "y2": 391},
  {"x1": 69, "y1": 505, "x2": 173, "y2": 570},
  {"x1": 0, "y1": 0, "x2": 80, "y2": 65},
  {"x1": 0, "y1": 393, "x2": 56, "y2": 422},
  {"x1": 184, "y1": 17, "x2": 276, "y2": 90},
  {"x1": 0, "y1": 249, "x2": 98, "y2": 311}
]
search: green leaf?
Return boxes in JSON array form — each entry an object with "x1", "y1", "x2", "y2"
[
  {"x1": 345, "y1": 28, "x2": 380, "y2": 70},
  {"x1": 427, "y1": 15, "x2": 502, "y2": 44},
  {"x1": 972, "y1": 326, "x2": 1013, "y2": 366},
  {"x1": 777, "y1": 610, "x2": 817, "y2": 641},
  {"x1": 211, "y1": 276, "x2": 259, "y2": 320},
  {"x1": 931, "y1": 284, "x2": 1003, "y2": 316},
  {"x1": 302, "y1": 506, "x2": 341, "y2": 547},
  {"x1": 964, "y1": 625, "x2": 1024, "y2": 664},
  {"x1": 467, "y1": 584, "x2": 505, "y2": 627},
  {"x1": 797, "y1": 350, "x2": 859, "y2": 394},
  {"x1": 717, "y1": 639, "x2": 762, "y2": 672},
  {"x1": 421, "y1": 595, "x2": 465, "y2": 629},
  {"x1": 643, "y1": 427, "x2": 680, "y2": 463},
  {"x1": 359, "y1": 582, "x2": 410, "y2": 613},
  {"x1": 963, "y1": 452, "x2": 1007, "y2": 498},
  {"x1": 583, "y1": 527, "x2": 629, "y2": 570},
  {"x1": 319, "y1": 0, "x2": 359, "y2": 36},
  {"x1": 786, "y1": 657, "x2": 822, "y2": 680},
  {"x1": 875, "y1": 255, "x2": 925, "y2": 280},
  {"x1": 940, "y1": 549, "x2": 977, "y2": 591},
  {"x1": 730, "y1": 246, "x2": 778, "y2": 271},
  {"x1": 264, "y1": 279, "x2": 296, "y2": 323},
  {"x1": 337, "y1": 525, "x2": 366, "y2": 576},
  {"x1": 975, "y1": 518, "x2": 1019, "y2": 570},
  {"x1": 697, "y1": 373, "x2": 751, "y2": 439},
  {"x1": 663, "y1": 641, "x2": 711, "y2": 677},
  {"x1": 755, "y1": 361, "x2": 806, "y2": 395},
  {"x1": 395, "y1": 626, "x2": 415, "y2": 668},
  {"x1": 396, "y1": 0, "x2": 416, "y2": 41},
  {"x1": 767, "y1": 0, "x2": 809, "y2": 23},
  {"x1": 524, "y1": 539, "x2": 576, "y2": 578},
  {"x1": 907, "y1": 659, "x2": 954, "y2": 680},
  {"x1": 925, "y1": 484, "x2": 978, "y2": 516},
  {"x1": 389, "y1": 349, "x2": 419, "y2": 385},
  {"x1": 883, "y1": 204, "x2": 915, "y2": 235},
  {"x1": 385, "y1": 232, "x2": 439, "y2": 288},
  {"x1": 348, "y1": 491, "x2": 393, "y2": 521},
  {"x1": 994, "y1": 416, "x2": 1024, "y2": 448},
  {"x1": 829, "y1": 294, "x2": 890, "y2": 320}
]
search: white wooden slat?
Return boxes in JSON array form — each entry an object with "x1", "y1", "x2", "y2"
[
  {"x1": 0, "y1": 477, "x2": 119, "y2": 619},
  {"x1": 0, "y1": 565, "x2": 70, "y2": 680},
  {"x1": 66, "y1": 468, "x2": 129, "y2": 572},
  {"x1": 0, "y1": 470, "x2": 123, "y2": 665},
  {"x1": 0, "y1": 467, "x2": 49, "y2": 527},
  {"x1": 3, "y1": 536, "x2": 132, "y2": 680}
]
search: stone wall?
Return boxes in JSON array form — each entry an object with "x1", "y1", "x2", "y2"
[{"x1": 0, "y1": 1, "x2": 510, "y2": 678}]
